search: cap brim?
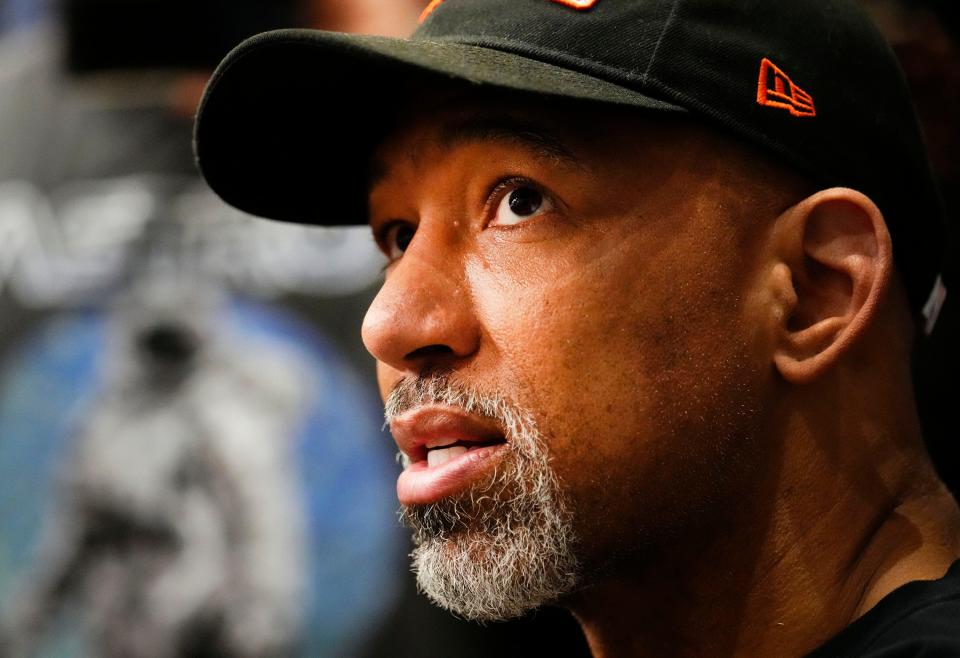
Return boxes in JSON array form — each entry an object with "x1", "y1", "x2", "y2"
[{"x1": 194, "y1": 28, "x2": 685, "y2": 225}]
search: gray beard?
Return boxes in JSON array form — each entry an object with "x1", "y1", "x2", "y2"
[{"x1": 387, "y1": 376, "x2": 579, "y2": 622}]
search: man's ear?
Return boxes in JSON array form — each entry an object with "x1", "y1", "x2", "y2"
[{"x1": 768, "y1": 188, "x2": 894, "y2": 384}]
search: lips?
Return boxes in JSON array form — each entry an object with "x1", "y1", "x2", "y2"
[{"x1": 390, "y1": 404, "x2": 509, "y2": 505}]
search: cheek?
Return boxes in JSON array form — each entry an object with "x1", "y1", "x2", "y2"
[
  {"x1": 465, "y1": 216, "x2": 770, "y2": 561},
  {"x1": 470, "y1": 214, "x2": 753, "y2": 425}
]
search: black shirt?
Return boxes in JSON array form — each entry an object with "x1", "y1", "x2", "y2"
[{"x1": 808, "y1": 560, "x2": 960, "y2": 657}]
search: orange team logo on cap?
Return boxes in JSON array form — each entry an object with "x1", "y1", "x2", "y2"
[
  {"x1": 756, "y1": 58, "x2": 816, "y2": 117},
  {"x1": 420, "y1": 0, "x2": 600, "y2": 23}
]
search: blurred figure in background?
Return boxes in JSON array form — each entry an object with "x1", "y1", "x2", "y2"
[
  {"x1": 0, "y1": 1, "x2": 406, "y2": 657},
  {"x1": 3, "y1": 268, "x2": 310, "y2": 658}
]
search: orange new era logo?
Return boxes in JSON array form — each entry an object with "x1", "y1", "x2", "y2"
[
  {"x1": 756, "y1": 58, "x2": 816, "y2": 118},
  {"x1": 420, "y1": 0, "x2": 599, "y2": 23}
]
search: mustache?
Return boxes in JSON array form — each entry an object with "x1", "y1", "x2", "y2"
[
  {"x1": 384, "y1": 373, "x2": 502, "y2": 426},
  {"x1": 384, "y1": 374, "x2": 542, "y2": 463},
  {"x1": 384, "y1": 373, "x2": 451, "y2": 423},
  {"x1": 385, "y1": 374, "x2": 497, "y2": 470}
]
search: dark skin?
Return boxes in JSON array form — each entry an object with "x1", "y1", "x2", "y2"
[{"x1": 362, "y1": 93, "x2": 960, "y2": 657}]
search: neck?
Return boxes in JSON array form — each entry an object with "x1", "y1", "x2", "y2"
[{"x1": 565, "y1": 385, "x2": 960, "y2": 657}]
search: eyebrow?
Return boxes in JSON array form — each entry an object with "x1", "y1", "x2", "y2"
[{"x1": 368, "y1": 114, "x2": 586, "y2": 189}]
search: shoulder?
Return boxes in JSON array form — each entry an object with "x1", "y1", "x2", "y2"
[{"x1": 808, "y1": 561, "x2": 960, "y2": 657}]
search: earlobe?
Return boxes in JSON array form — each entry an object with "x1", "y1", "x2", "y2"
[{"x1": 770, "y1": 188, "x2": 893, "y2": 385}]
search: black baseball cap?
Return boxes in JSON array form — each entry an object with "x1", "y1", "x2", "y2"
[{"x1": 194, "y1": 0, "x2": 946, "y2": 319}]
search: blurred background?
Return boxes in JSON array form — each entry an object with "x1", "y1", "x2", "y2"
[{"x1": 0, "y1": 1, "x2": 954, "y2": 657}]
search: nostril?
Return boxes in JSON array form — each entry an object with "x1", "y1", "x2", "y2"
[
  {"x1": 405, "y1": 344, "x2": 456, "y2": 361},
  {"x1": 137, "y1": 324, "x2": 199, "y2": 363}
]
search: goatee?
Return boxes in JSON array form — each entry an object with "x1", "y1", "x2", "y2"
[{"x1": 387, "y1": 375, "x2": 579, "y2": 621}]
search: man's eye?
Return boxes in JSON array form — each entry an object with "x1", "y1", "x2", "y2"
[
  {"x1": 382, "y1": 222, "x2": 416, "y2": 260},
  {"x1": 492, "y1": 185, "x2": 554, "y2": 227}
]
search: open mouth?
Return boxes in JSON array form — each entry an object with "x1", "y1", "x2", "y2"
[
  {"x1": 423, "y1": 437, "x2": 506, "y2": 468},
  {"x1": 390, "y1": 405, "x2": 510, "y2": 505}
]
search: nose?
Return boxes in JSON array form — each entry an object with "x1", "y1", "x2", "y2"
[{"x1": 362, "y1": 247, "x2": 481, "y2": 374}]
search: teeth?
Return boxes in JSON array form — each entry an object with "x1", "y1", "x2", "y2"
[
  {"x1": 427, "y1": 445, "x2": 468, "y2": 468},
  {"x1": 424, "y1": 437, "x2": 460, "y2": 450}
]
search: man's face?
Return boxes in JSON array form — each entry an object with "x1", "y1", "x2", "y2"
[{"x1": 363, "y1": 92, "x2": 793, "y2": 618}]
